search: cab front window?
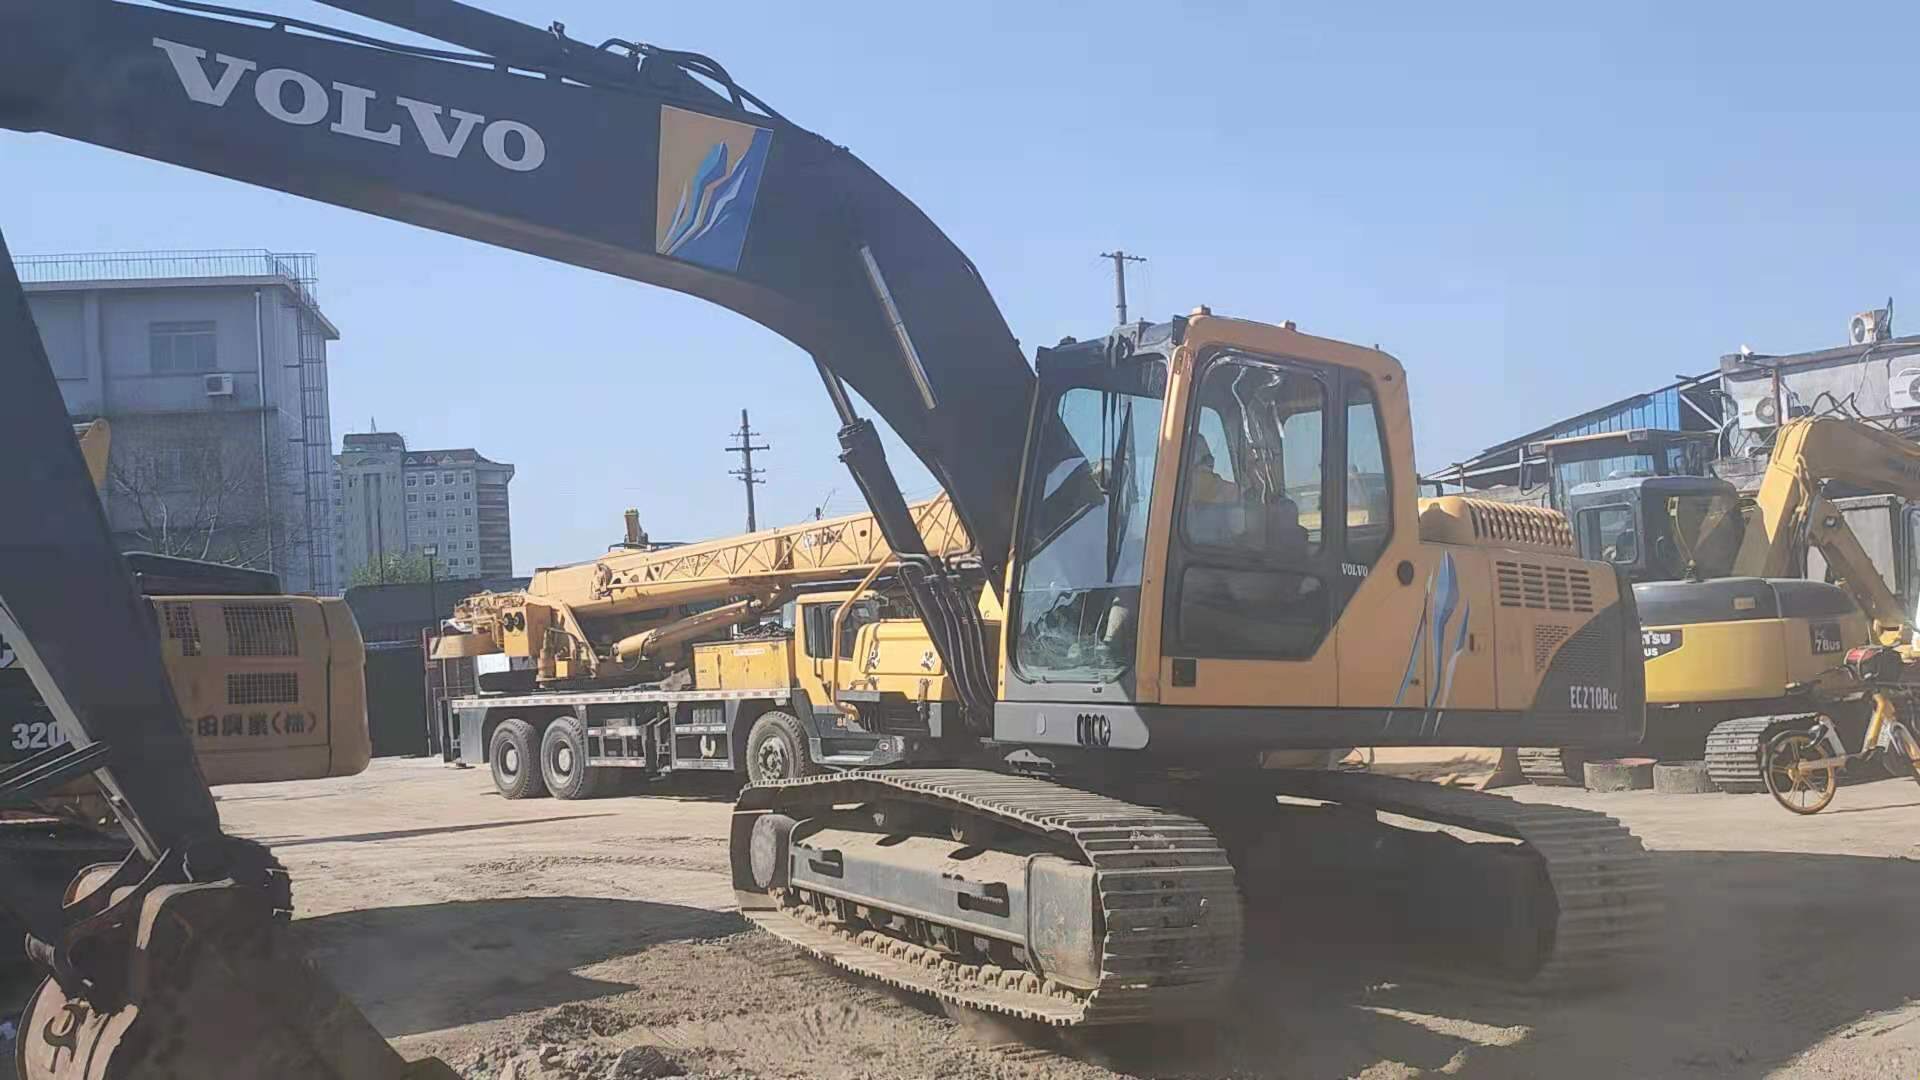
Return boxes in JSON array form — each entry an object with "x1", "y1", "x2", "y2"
[{"x1": 1012, "y1": 379, "x2": 1164, "y2": 682}]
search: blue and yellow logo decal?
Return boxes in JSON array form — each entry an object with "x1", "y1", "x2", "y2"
[{"x1": 655, "y1": 105, "x2": 772, "y2": 273}]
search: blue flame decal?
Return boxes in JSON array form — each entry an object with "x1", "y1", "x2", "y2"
[
  {"x1": 661, "y1": 128, "x2": 771, "y2": 273},
  {"x1": 1390, "y1": 553, "x2": 1472, "y2": 719}
]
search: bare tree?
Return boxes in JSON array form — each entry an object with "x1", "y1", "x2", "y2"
[{"x1": 106, "y1": 431, "x2": 306, "y2": 573}]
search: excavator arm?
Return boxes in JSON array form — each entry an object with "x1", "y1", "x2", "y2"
[
  {"x1": 1735, "y1": 417, "x2": 1920, "y2": 644},
  {"x1": 0, "y1": 0, "x2": 1027, "y2": 721},
  {"x1": 0, "y1": 0, "x2": 1033, "y2": 564}
]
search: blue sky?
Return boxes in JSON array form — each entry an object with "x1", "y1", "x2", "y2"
[{"x1": 6, "y1": 1, "x2": 1917, "y2": 573}]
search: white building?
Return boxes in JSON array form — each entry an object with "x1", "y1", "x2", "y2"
[
  {"x1": 20, "y1": 249, "x2": 339, "y2": 594},
  {"x1": 335, "y1": 433, "x2": 514, "y2": 581}
]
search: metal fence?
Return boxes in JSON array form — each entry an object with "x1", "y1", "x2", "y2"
[{"x1": 14, "y1": 249, "x2": 318, "y2": 307}]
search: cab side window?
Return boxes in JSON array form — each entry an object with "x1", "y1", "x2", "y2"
[
  {"x1": 1578, "y1": 506, "x2": 1639, "y2": 565},
  {"x1": 1344, "y1": 383, "x2": 1392, "y2": 566},
  {"x1": 802, "y1": 604, "x2": 835, "y2": 659},
  {"x1": 1181, "y1": 364, "x2": 1323, "y2": 559},
  {"x1": 1172, "y1": 356, "x2": 1330, "y2": 658}
]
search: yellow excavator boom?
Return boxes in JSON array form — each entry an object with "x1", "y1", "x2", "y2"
[{"x1": 1735, "y1": 417, "x2": 1920, "y2": 643}]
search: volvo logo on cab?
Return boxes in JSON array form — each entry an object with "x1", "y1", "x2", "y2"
[
  {"x1": 152, "y1": 38, "x2": 546, "y2": 172},
  {"x1": 1569, "y1": 684, "x2": 1619, "y2": 711}
]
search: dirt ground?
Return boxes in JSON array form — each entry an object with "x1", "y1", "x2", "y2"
[{"x1": 7, "y1": 758, "x2": 1920, "y2": 1079}]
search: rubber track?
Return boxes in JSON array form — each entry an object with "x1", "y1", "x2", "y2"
[
  {"x1": 1516, "y1": 747, "x2": 1586, "y2": 787},
  {"x1": 1705, "y1": 716, "x2": 1810, "y2": 793},
  {"x1": 739, "y1": 769, "x2": 1243, "y2": 1027},
  {"x1": 1265, "y1": 770, "x2": 1661, "y2": 988}
]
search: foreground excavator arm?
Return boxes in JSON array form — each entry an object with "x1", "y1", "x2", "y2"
[
  {"x1": 1, "y1": 0, "x2": 1029, "y2": 717},
  {"x1": 1736, "y1": 417, "x2": 1920, "y2": 643}
]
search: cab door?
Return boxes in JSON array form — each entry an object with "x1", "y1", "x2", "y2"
[{"x1": 1156, "y1": 348, "x2": 1345, "y2": 707}]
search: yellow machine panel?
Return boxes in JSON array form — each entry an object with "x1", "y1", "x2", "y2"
[
  {"x1": 1417, "y1": 497, "x2": 1578, "y2": 556},
  {"x1": 1642, "y1": 612, "x2": 1866, "y2": 703},
  {"x1": 160, "y1": 595, "x2": 371, "y2": 785},
  {"x1": 694, "y1": 638, "x2": 797, "y2": 691},
  {"x1": 851, "y1": 618, "x2": 955, "y2": 699},
  {"x1": 1634, "y1": 577, "x2": 1866, "y2": 707}
]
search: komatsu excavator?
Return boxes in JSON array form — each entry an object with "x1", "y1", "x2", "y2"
[
  {"x1": 1528, "y1": 416, "x2": 1920, "y2": 788},
  {"x1": 0, "y1": 2, "x2": 1656, "y2": 1075}
]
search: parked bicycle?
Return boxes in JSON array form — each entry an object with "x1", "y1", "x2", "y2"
[{"x1": 1765, "y1": 684, "x2": 1920, "y2": 814}]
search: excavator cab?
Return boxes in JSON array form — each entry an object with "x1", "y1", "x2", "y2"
[
  {"x1": 995, "y1": 311, "x2": 1644, "y2": 757},
  {"x1": 1567, "y1": 474, "x2": 1746, "y2": 584}
]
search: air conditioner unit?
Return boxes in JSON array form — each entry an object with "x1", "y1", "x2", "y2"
[
  {"x1": 1891, "y1": 367, "x2": 1920, "y2": 411},
  {"x1": 203, "y1": 373, "x2": 234, "y2": 397},
  {"x1": 1737, "y1": 393, "x2": 1783, "y2": 431},
  {"x1": 1851, "y1": 307, "x2": 1892, "y2": 346}
]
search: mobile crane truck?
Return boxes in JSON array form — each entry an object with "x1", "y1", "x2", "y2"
[
  {"x1": 0, "y1": 2, "x2": 1656, "y2": 1075},
  {"x1": 435, "y1": 496, "x2": 978, "y2": 795}
]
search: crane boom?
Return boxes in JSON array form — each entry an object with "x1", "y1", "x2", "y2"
[{"x1": 449, "y1": 496, "x2": 971, "y2": 683}]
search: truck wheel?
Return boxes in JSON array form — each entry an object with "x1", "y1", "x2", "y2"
[
  {"x1": 540, "y1": 716, "x2": 608, "y2": 800},
  {"x1": 490, "y1": 719, "x2": 547, "y2": 799},
  {"x1": 746, "y1": 711, "x2": 820, "y2": 785}
]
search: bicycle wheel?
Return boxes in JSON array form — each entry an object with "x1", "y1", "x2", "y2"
[
  {"x1": 1764, "y1": 730, "x2": 1837, "y2": 815},
  {"x1": 1892, "y1": 731, "x2": 1920, "y2": 788}
]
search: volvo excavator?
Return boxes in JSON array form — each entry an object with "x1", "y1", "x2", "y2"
[
  {"x1": 0, "y1": 2, "x2": 1657, "y2": 1075},
  {"x1": 1526, "y1": 416, "x2": 1920, "y2": 789}
]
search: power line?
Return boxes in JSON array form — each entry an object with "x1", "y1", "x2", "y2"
[{"x1": 724, "y1": 408, "x2": 768, "y2": 532}]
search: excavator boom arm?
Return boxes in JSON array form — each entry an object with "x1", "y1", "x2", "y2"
[
  {"x1": 0, "y1": 0, "x2": 1035, "y2": 862},
  {"x1": 0, "y1": 0, "x2": 1033, "y2": 571}
]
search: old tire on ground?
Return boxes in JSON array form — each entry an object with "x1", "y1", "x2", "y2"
[
  {"x1": 1651, "y1": 760, "x2": 1716, "y2": 794},
  {"x1": 541, "y1": 716, "x2": 608, "y2": 800},
  {"x1": 1583, "y1": 758, "x2": 1655, "y2": 792},
  {"x1": 489, "y1": 718, "x2": 547, "y2": 800},
  {"x1": 745, "y1": 711, "x2": 820, "y2": 785}
]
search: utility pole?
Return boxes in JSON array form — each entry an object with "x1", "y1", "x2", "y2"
[
  {"x1": 725, "y1": 408, "x2": 768, "y2": 532},
  {"x1": 1100, "y1": 250, "x2": 1147, "y2": 326}
]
